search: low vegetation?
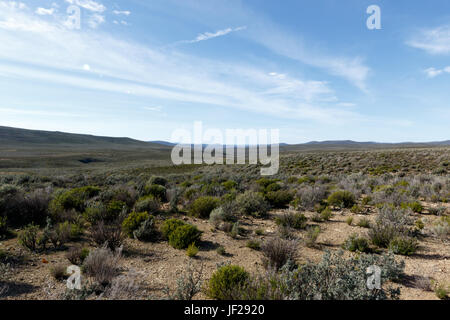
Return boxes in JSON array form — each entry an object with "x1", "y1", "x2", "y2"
[{"x1": 0, "y1": 146, "x2": 449, "y2": 300}]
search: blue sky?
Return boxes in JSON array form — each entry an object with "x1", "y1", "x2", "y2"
[{"x1": 0, "y1": 0, "x2": 449, "y2": 143}]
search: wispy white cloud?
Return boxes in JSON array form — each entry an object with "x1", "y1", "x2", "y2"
[
  {"x1": 248, "y1": 25, "x2": 370, "y2": 91},
  {"x1": 0, "y1": 2, "x2": 363, "y2": 125},
  {"x1": 35, "y1": 7, "x2": 55, "y2": 15},
  {"x1": 424, "y1": 66, "x2": 450, "y2": 78},
  {"x1": 0, "y1": 5, "x2": 55, "y2": 32},
  {"x1": 65, "y1": 0, "x2": 105, "y2": 13},
  {"x1": 149, "y1": 1, "x2": 371, "y2": 91},
  {"x1": 143, "y1": 106, "x2": 162, "y2": 112},
  {"x1": 407, "y1": 25, "x2": 450, "y2": 55},
  {"x1": 0, "y1": 1, "x2": 26, "y2": 10},
  {"x1": 182, "y1": 26, "x2": 246, "y2": 44},
  {"x1": 88, "y1": 13, "x2": 105, "y2": 29},
  {"x1": 113, "y1": 10, "x2": 130, "y2": 16},
  {"x1": 113, "y1": 20, "x2": 128, "y2": 26}
]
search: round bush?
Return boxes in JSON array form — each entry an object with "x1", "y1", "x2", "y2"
[
  {"x1": 265, "y1": 183, "x2": 282, "y2": 192},
  {"x1": 265, "y1": 190, "x2": 294, "y2": 208},
  {"x1": 221, "y1": 180, "x2": 237, "y2": 191},
  {"x1": 49, "y1": 186, "x2": 101, "y2": 215},
  {"x1": 168, "y1": 224, "x2": 202, "y2": 249},
  {"x1": 161, "y1": 218, "x2": 186, "y2": 239},
  {"x1": 133, "y1": 217, "x2": 158, "y2": 242},
  {"x1": 207, "y1": 265, "x2": 249, "y2": 300},
  {"x1": 144, "y1": 184, "x2": 167, "y2": 202},
  {"x1": 107, "y1": 200, "x2": 127, "y2": 217},
  {"x1": 342, "y1": 234, "x2": 371, "y2": 253},
  {"x1": 122, "y1": 211, "x2": 149, "y2": 238},
  {"x1": 327, "y1": 190, "x2": 355, "y2": 209},
  {"x1": 189, "y1": 196, "x2": 220, "y2": 219},
  {"x1": 235, "y1": 191, "x2": 269, "y2": 218},
  {"x1": 149, "y1": 176, "x2": 167, "y2": 187},
  {"x1": 135, "y1": 195, "x2": 160, "y2": 213},
  {"x1": 388, "y1": 236, "x2": 418, "y2": 256}
]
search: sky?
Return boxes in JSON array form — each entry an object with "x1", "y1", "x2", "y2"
[{"x1": 0, "y1": 0, "x2": 449, "y2": 143}]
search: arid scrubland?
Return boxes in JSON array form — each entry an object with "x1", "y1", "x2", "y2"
[{"x1": 0, "y1": 147, "x2": 449, "y2": 300}]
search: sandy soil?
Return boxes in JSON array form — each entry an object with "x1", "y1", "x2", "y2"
[{"x1": 1, "y1": 202, "x2": 449, "y2": 300}]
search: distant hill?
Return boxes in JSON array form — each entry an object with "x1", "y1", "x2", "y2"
[
  {"x1": 0, "y1": 126, "x2": 172, "y2": 169},
  {"x1": 301, "y1": 139, "x2": 450, "y2": 147},
  {"x1": 0, "y1": 126, "x2": 167, "y2": 149},
  {"x1": 282, "y1": 139, "x2": 450, "y2": 151},
  {"x1": 1, "y1": 126, "x2": 448, "y2": 151},
  {"x1": 304, "y1": 140, "x2": 377, "y2": 145},
  {"x1": 148, "y1": 140, "x2": 176, "y2": 146}
]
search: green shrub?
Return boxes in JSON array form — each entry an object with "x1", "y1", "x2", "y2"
[
  {"x1": 342, "y1": 234, "x2": 371, "y2": 253},
  {"x1": 133, "y1": 217, "x2": 158, "y2": 242},
  {"x1": 149, "y1": 176, "x2": 167, "y2": 187},
  {"x1": 216, "y1": 246, "x2": 227, "y2": 256},
  {"x1": 265, "y1": 183, "x2": 282, "y2": 192},
  {"x1": 361, "y1": 196, "x2": 372, "y2": 206},
  {"x1": 168, "y1": 224, "x2": 202, "y2": 249},
  {"x1": 434, "y1": 282, "x2": 449, "y2": 300},
  {"x1": 368, "y1": 206, "x2": 411, "y2": 248},
  {"x1": 221, "y1": 180, "x2": 237, "y2": 191},
  {"x1": 122, "y1": 212, "x2": 149, "y2": 238},
  {"x1": 134, "y1": 195, "x2": 160, "y2": 213},
  {"x1": 144, "y1": 184, "x2": 167, "y2": 201},
  {"x1": 388, "y1": 237, "x2": 418, "y2": 256},
  {"x1": 414, "y1": 219, "x2": 425, "y2": 230},
  {"x1": 255, "y1": 178, "x2": 279, "y2": 189},
  {"x1": 275, "y1": 212, "x2": 307, "y2": 230},
  {"x1": 186, "y1": 243, "x2": 199, "y2": 258},
  {"x1": 100, "y1": 187, "x2": 137, "y2": 208},
  {"x1": 255, "y1": 228, "x2": 265, "y2": 236},
  {"x1": 320, "y1": 207, "x2": 332, "y2": 221},
  {"x1": 83, "y1": 202, "x2": 107, "y2": 224},
  {"x1": 369, "y1": 223, "x2": 399, "y2": 248},
  {"x1": 18, "y1": 224, "x2": 40, "y2": 252},
  {"x1": 209, "y1": 206, "x2": 235, "y2": 228},
  {"x1": 0, "y1": 216, "x2": 8, "y2": 239},
  {"x1": 230, "y1": 222, "x2": 244, "y2": 239},
  {"x1": 246, "y1": 240, "x2": 261, "y2": 251},
  {"x1": 189, "y1": 196, "x2": 220, "y2": 219},
  {"x1": 305, "y1": 226, "x2": 321, "y2": 248},
  {"x1": 346, "y1": 216, "x2": 354, "y2": 226},
  {"x1": 297, "y1": 176, "x2": 315, "y2": 185},
  {"x1": 106, "y1": 200, "x2": 127, "y2": 218},
  {"x1": 234, "y1": 191, "x2": 269, "y2": 218},
  {"x1": 401, "y1": 201, "x2": 423, "y2": 213},
  {"x1": 51, "y1": 221, "x2": 83, "y2": 247},
  {"x1": 350, "y1": 204, "x2": 364, "y2": 214},
  {"x1": 161, "y1": 219, "x2": 186, "y2": 239},
  {"x1": 207, "y1": 265, "x2": 249, "y2": 300},
  {"x1": 265, "y1": 190, "x2": 294, "y2": 208},
  {"x1": 357, "y1": 217, "x2": 371, "y2": 228},
  {"x1": 327, "y1": 190, "x2": 355, "y2": 209},
  {"x1": 83, "y1": 200, "x2": 123, "y2": 224},
  {"x1": 49, "y1": 186, "x2": 100, "y2": 215}
]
